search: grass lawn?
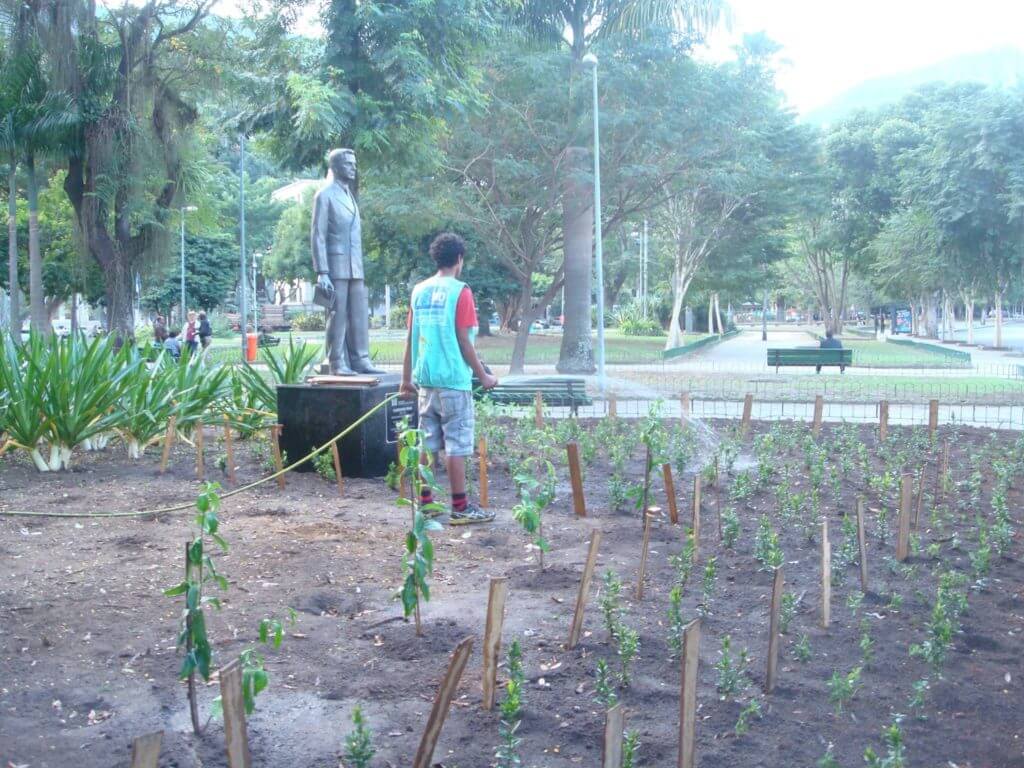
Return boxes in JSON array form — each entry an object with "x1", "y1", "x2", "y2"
[
  {"x1": 843, "y1": 338, "x2": 969, "y2": 368},
  {"x1": 206, "y1": 330, "x2": 671, "y2": 367}
]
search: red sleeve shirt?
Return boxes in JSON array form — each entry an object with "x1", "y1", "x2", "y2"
[{"x1": 455, "y1": 286, "x2": 478, "y2": 329}]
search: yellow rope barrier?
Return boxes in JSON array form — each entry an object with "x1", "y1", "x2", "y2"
[{"x1": 0, "y1": 394, "x2": 400, "y2": 519}]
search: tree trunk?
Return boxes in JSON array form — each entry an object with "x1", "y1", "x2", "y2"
[
  {"x1": 26, "y1": 157, "x2": 47, "y2": 336},
  {"x1": 509, "y1": 280, "x2": 537, "y2": 374},
  {"x1": 106, "y1": 256, "x2": 136, "y2": 345},
  {"x1": 477, "y1": 303, "x2": 492, "y2": 337},
  {"x1": 965, "y1": 298, "x2": 975, "y2": 344},
  {"x1": 7, "y1": 163, "x2": 19, "y2": 335},
  {"x1": 665, "y1": 264, "x2": 695, "y2": 349},
  {"x1": 994, "y1": 289, "x2": 1003, "y2": 349},
  {"x1": 557, "y1": 146, "x2": 595, "y2": 374},
  {"x1": 707, "y1": 294, "x2": 715, "y2": 334},
  {"x1": 714, "y1": 293, "x2": 724, "y2": 336},
  {"x1": 923, "y1": 294, "x2": 938, "y2": 339}
]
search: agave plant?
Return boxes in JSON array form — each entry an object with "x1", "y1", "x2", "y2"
[
  {"x1": 0, "y1": 333, "x2": 52, "y2": 469},
  {"x1": 163, "y1": 350, "x2": 230, "y2": 434},
  {"x1": 228, "y1": 336, "x2": 318, "y2": 431},
  {"x1": 116, "y1": 346, "x2": 187, "y2": 459},
  {"x1": 37, "y1": 333, "x2": 140, "y2": 470}
]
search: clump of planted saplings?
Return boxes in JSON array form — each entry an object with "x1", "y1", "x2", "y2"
[{"x1": 597, "y1": 570, "x2": 640, "y2": 693}]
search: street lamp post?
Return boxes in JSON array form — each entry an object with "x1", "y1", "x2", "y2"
[
  {"x1": 179, "y1": 205, "x2": 198, "y2": 324},
  {"x1": 582, "y1": 52, "x2": 606, "y2": 390},
  {"x1": 239, "y1": 132, "x2": 248, "y2": 360}
]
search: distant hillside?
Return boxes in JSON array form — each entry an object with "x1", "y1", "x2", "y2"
[{"x1": 803, "y1": 46, "x2": 1024, "y2": 125}]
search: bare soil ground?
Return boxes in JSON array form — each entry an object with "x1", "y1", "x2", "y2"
[{"x1": 1, "y1": 421, "x2": 1023, "y2": 768}]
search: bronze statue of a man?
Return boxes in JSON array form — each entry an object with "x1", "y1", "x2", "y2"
[{"x1": 311, "y1": 148, "x2": 384, "y2": 376}]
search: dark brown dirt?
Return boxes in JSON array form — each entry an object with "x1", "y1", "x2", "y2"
[{"x1": 1, "y1": 421, "x2": 1023, "y2": 768}]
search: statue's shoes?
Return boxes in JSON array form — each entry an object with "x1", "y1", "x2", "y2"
[
  {"x1": 351, "y1": 362, "x2": 386, "y2": 375},
  {"x1": 329, "y1": 365, "x2": 357, "y2": 376}
]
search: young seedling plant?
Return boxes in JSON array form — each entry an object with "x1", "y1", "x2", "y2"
[
  {"x1": 165, "y1": 482, "x2": 230, "y2": 735},
  {"x1": 495, "y1": 640, "x2": 525, "y2": 768},
  {"x1": 396, "y1": 425, "x2": 445, "y2": 636},
  {"x1": 512, "y1": 456, "x2": 556, "y2": 570},
  {"x1": 343, "y1": 705, "x2": 376, "y2": 768}
]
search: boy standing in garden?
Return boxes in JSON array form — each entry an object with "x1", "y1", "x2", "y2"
[{"x1": 401, "y1": 232, "x2": 498, "y2": 525}]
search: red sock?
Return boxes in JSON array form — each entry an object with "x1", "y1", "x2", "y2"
[
  {"x1": 452, "y1": 492, "x2": 468, "y2": 512},
  {"x1": 420, "y1": 488, "x2": 434, "y2": 505}
]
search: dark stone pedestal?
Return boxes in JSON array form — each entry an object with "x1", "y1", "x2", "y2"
[{"x1": 277, "y1": 374, "x2": 417, "y2": 478}]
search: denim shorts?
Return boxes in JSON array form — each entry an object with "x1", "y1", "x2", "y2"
[{"x1": 418, "y1": 388, "x2": 475, "y2": 457}]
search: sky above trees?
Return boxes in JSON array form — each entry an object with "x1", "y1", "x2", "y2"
[{"x1": 700, "y1": 0, "x2": 1024, "y2": 114}]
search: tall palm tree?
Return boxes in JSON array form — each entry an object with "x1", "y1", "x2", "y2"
[
  {"x1": 0, "y1": 21, "x2": 77, "y2": 336},
  {"x1": 516, "y1": 0, "x2": 729, "y2": 373}
]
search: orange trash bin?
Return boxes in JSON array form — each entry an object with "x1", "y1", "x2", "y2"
[{"x1": 245, "y1": 332, "x2": 258, "y2": 362}]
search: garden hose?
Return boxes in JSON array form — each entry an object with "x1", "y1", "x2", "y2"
[{"x1": 0, "y1": 393, "x2": 402, "y2": 519}]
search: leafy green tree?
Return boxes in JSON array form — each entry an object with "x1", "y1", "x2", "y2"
[
  {"x1": 141, "y1": 234, "x2": 239, "y2": 315},
  {"x1": 40, "y1": 0, "x2": 219, "y2": 340}
]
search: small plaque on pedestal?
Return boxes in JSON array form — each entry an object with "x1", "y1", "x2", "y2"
[{"x1": 277, "y1": 373, "x2": 417, "y2": 478}]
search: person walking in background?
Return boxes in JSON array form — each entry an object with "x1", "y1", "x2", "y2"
[
  {"x1": 153, "y1": 314, "x2": 168, "y2": 344},
  {"x1": 400, "y1": 232, "x2": 498, "y2": 525},
  {"x1": 197, "y1": 311, "x2": 212, "y2": 350},
  {"x1": 182, "y1": 310, "x2": 198, "y2": 356}
]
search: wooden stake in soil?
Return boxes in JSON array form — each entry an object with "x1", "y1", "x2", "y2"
[
  {"x1": 223, "y1": 416, "x2": 236, "y2": 485},
  {"x1": 691, "y1": 476, "x2": 702, "y2": 560},
  {"x1": 765, "y1": 566, "x2": 784, "y2": 693},
  {"x1": 479, "y1": 437, "x2": 489, "y2": 508},
  {"x1": 677, "y1": 618, "x2": 701, "y2": 768},
  {"x1": 481, "y1": 577, "x2": 508, "y2": 711},
  {"x1": 636, "y1": 510, "x2": 655, "y2": 600},
  {"x1": 397, "y1": 441, "x2": 408, "y2": 501},
  {"x1": 534, "y1": 391, "x2": 544, "y2": 428},
  {"x1": 741, "y1": 393, "x2": 753, "y2": 435},
  {"x1": 159, "y1": 415, "x2": 177, "y2": 474},
  {"x1": 608, "y1": 394, "x2": 618, "y2": 418},
  {"x1": 878, "y1": 400, "x2": 889, "y2": 442},
  {"x1": 194, "y1": 419, "x2": 204, "y2": 479},
  {"x1": 219, "y1": 658, "x2": 252, "y2": 768},
  {"x1": 896, "y1": 472, "x2": 913, "y2": 561},
  {"x1": 680, "y1": 391, "x2": 691, "y2": 421},
  {"x1": 663, "y1": 463, "x2": 679, "y2": 524},
  {"x1": 413, "y1": 636, "x2": 475, "y2": 768},
  {"x1": 928, "y1": 398, "x2": 939, "y2": 438},
  {"x1": 129, "y1": 732, "x2": 163, "y2": 768},
  {"x1": 183, "y1": 541, "x2": 201, "y2": 736},
  {"x1": 914, "y1": 465, "x2": 925, "y2": 528},
  {"x1": 567, "y1": 529, "x2": 602, "y2": 649},
  {"x1": 812, "y1": 395, "x2": 824, "y2": 436},
  {"x1": 566, "y1": 442, "x2": 586, "y2": 517},
  {"x1": 856, "y1": 499, "x2": 869, "y2": 593},
  {"x1": 820, "y1": 518, "x2": 831, "y2": 629},
  {"x1": 937, "y1": 438, "x2": 950, "y2": 501},
  {"x1": 270, "y1": 424, "x2": 286, "y2": 489},
  {"x1": 602, "y1": 704, "x2": 625, "y2": 768},
  {"x1": 330, "y1": 440, "x2": 344, "y2": 497}
]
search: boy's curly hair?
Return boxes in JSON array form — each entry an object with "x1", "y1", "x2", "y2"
[{"x1": 429, "y1": 232, "x2": 466, "y2": 269}]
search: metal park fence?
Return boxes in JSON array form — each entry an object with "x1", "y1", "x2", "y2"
[{"x1": 516, "y1": 393, "x2": 1024, "y2": 431}]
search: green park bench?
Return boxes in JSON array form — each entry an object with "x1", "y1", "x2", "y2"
[
  {"x1": 473, "y1": 376, "x2": 592, "y2": 416},
  {"x1": 767, "y1": 347, "x2": 852, "y2": 374}
]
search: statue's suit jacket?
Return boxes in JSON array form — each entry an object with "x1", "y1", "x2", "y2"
[{"x1": 311, "y1": 180, "x2": 363, "y2": 280}]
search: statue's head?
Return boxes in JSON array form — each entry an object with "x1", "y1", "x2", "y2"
[{"x1": 328, "y1": 148, "x2": 357, "y2": 184}]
